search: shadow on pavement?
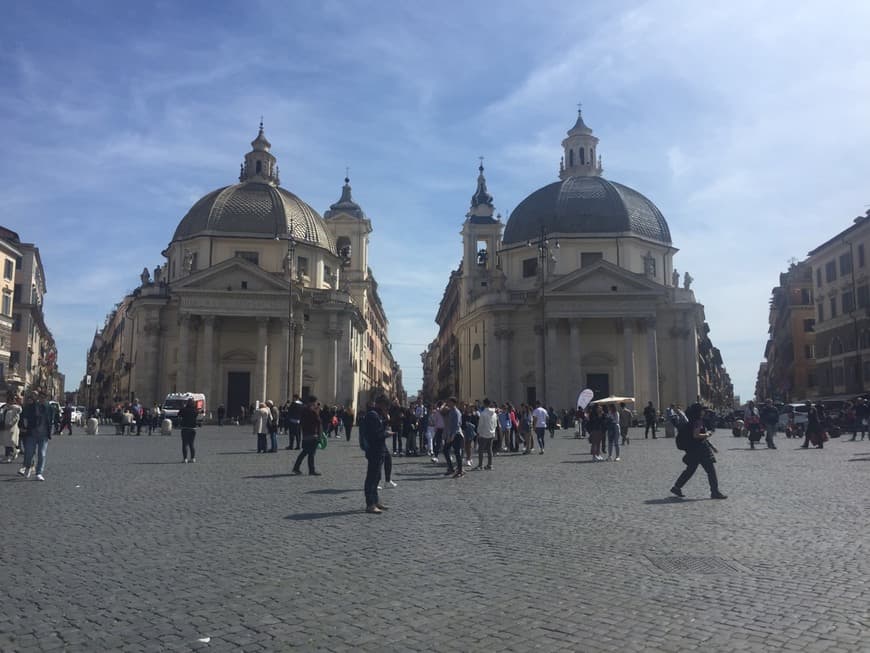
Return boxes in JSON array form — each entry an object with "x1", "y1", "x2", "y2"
[
  {"x1": 244, "y1": 473, "x2": 298, "y2": 479},
  {"x1": 286, "y1": 509, "x2": 362, "y2": 521},
  {"x1": 306, "y1": 488, "x2": 357, "y2": 494},
  {"x1": 644, "y1": 497, "x2": 702, "y2": 504},
  {"x1": 560, "y1": 459, "x2": 599, "y2": 464},
  {"x1": 215, "y1": 451, "x2": 260, "y2": 455}
]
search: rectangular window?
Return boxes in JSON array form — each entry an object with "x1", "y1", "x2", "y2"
[
  {"x1": 297, "y1": 257, "x2": 309, "y2": 278},
  {"x1": 324, "y1": 265, "x2": 332, "y2": 280},
  {"x1": 834, "y1": 366, "x2": 845, "y2": 386},
  {"x1": 825, "y1": 260, "x2": 837, "y2": 282},
  {"x1": 1, "y1": 291, "x2": 10, "y2": 316},
  {"x1": 522, "y1": 258, "x2": 538, "y2": 278},
  {"x1": 3, "y1": 260, "x2": 13, "y2": 280},
  {"x1": 800, "y1": 288, "x2": 812, "y2": 305},
  {"x1": 859, "y1": 285, "x2": 870, "y2": 308},
  {"x1": 235, "y1": 251, "x2": 259, "y2": 265},
  {"x1": 807, "y1": 371, "x2": 816, "y2": 387},
  {"x1": 816, "y1": 268, "x2": 822, "y2": 288},
  {"x1": 805, "y1": 344, "x2": 815, "y2": 359},
  {"x1": 581, "y1": 252, "x2": 603, "y2": 268},
  {"x1": 803, "y1": 319, "x2": 815, "y2": 333},
  {"x1": 12, "y1": 284, "x2": 20, "y2": 304},
  {"x1": 860, "y1": 244, "x2": 866, "y2": 268},
  {"x1": 9, "y1": 351, "x2": 19, "y2": 368},
  {"x1": 817, "y1": 303, "x2": 824, "y2": 322},
  {"x1": 840, "y1": 252, "x2": 853, "y2": 275},
  {"x1": 842, "y1": 291, "x2": 855, "y2": 313},
  {"x1": 12, "y1": 313, "x2": 21, "y2": 332},
  {"x1": 830, "y1": 297, "x2": 838, "y2": 319}
]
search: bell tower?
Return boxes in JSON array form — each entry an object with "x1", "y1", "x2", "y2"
[
  {"x1": 559, "y1": 106, "x2": 603, "y2": 180},
  {"x1": 460, "y1": 160, "x2": 504, "y2": 312},
  {"x1": 239, "y1": 120, "x2": 280, "y2": 185}
]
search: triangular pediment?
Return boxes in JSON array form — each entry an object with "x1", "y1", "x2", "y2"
[
  {"x1": 172, "y1": 257, "x2": 290, "y2": 293},
  {"x1": 545, "y1": 259, "x2": 664, "y2": 295}
]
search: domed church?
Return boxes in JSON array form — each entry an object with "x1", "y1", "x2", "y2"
[
  {"x1": 422, "y1": 109, "x2": 731, "y2": 410},
  {"x1": 110, "y1": 124, "x2": 402, "y2": 417}
]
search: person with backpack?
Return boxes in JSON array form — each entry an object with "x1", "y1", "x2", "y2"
[
  {"x1": 362, "y1": 396, "x2": 391, "y2": 514},
  {"x1": 670, "y1": 402, "x2": 727, "y2": 500}
]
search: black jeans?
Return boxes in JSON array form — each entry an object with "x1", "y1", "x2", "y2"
[
  {"x1": 674, "y1": 458, "x2": 719, "y2": 494},
  {"x1": 289, "y1": 422, "x2": 301, "y2": 448},
  {"x1": 181, "y1": 428, "x2": 196, "y2": 460},
  {"x1": 645, "y1": 419, "x2": 656, "y2": 438},
  {"x1": 364, "y1": 450, "x2": 383, "y2": 507},
  {"x1": 293, "y1": 438, "x2": 318, "y2": 473},
  {"x1": 383, "y1": 449, "x2": 392, "y2": 482}
]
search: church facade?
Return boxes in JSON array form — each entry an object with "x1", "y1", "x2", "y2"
[
  {"x1": 422, "y1": 110, "x2": 733, "y2": 410},
  {"x1": 83, "y1": 126, "x2": 403, "y2": 417}
]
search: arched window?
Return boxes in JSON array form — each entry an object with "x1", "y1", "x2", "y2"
[
  {"x1": 472, "y1": 344, "x2": 481, "y2": 360},
  {"x1": 831, "y1": 337, "x2": 844, "y2": 356},
  {"x1": 579, "y1": 148, "x2": 585, "y2": 165},
  {"x1": 569, "y1": 149, "x2": 574, "y2": 167}
]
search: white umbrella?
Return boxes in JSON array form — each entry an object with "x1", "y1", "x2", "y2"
[{"x1": 590, "y1": 395, "x2": 635, "y2": 404}]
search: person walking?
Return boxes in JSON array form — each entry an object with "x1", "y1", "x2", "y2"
[
  {"x1": 362, "y1": 396, "x2": 391, "y2": 514},
  {"x1": 179, "y1": 397, "x2": 198, "y2": 463},
  {"x1": 643, "y1": 401, "x2": 657, "y2": 438},
  {"x1": 266, "y1": 400, "x2": 279, "y2": 453},
  {"x1": 59, "y1": 401, "x2": 74, "y2": 436},
  {"x1": 744, "y1": 400, "x2": 762, "y2": 450},
  {"x1": 606, "y1": 404, "x2": 621, "y2": 461},
  {"x1": 759, "y1": 399, "x2": 779, "y2": 450},
  {"x1": 532, "y1": 400, "x2": 548, "y2": 454},
  {"x1": 618, "y1": 402, "x2": 632, "y2": 445},
  {"x1": 3, "y1": 391, "x2": 22, "y2": 462},
  {"x1": 18, "y1": 392, "x2": 55, "y2": 481},
  {"x1": 802, "y1": 401, "x2": 824, "y2": 449},
  {"x1": 588, "y1": 404, "x2": 605, "y2": 461},
  {"x1": 670, "y1": 403, "x2": 727, "y2": 499},
  {"x1": 444, "y1": 397, "x2": 464, "y2": 477},
  {"x1": 254, "y1": 402, "x2": 270, "y2": 453},
  {"x1": 476, "y1": 398, "x2": 497, "y2": 470},
  {"x1": 292, "y1": 396, "x2": 322, "y2": 476},
  {"x1": 285, "y1": 394, "x2": 303, "y2": 450}
]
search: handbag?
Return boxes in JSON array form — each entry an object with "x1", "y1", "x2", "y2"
[{"x1": 317, "y1": 433, "x2": 328, "y2": 449}]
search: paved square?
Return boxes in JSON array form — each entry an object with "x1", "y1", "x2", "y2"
[{"x1": 2, "y1": 426, "x2": 869, "y2": 652}]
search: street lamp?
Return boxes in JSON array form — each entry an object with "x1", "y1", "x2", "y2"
[
  {"x1": 276, "y1": 224, "x2": 297, "y2": 401},
  {"x1": 527, "y1": 224, "x2": 559, "y2": 404}
]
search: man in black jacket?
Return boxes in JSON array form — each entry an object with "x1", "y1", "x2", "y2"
[
  {"x1": 759, "y1": 399, "x2": 779, "y2": 450},
  {"x1": 178, "y1": 398, "x2": 199, "y2": 463},
  {"x1": 363, "y1": 396, "x2": 391, "y2": 514}
]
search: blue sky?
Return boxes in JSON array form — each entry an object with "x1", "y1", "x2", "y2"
[{"x1": 2, "y1": 0, "x2": 870, "y2": 401}]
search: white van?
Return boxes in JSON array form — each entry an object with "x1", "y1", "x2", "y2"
[
  {"x1": 778, "y1": 403, "x2": 809, "y2": 430},
  {"x1": 162, "y1": 393, "x2": 206, "y2": 423}
]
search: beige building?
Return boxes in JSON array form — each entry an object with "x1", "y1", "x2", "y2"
[
  {"x1": 423, "y1": 110, "x2": 732, "y2": 410},
  {"x1": 0, "y1": 227, "x2": 61, "y2": 397},
  {"x1": 0, "y1": 233, "x2": 20, "y2": 387},
  {"x1": 805, "y1": 209, "x2": 870, "y2": 398},
  {"x1": 84, "y1": 126, "x2": 402, "y2": 417}
]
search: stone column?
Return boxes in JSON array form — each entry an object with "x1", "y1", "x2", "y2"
[
  {"x1": 623, "y1": 319, "x2": 635, "y2": 398},
  {"x1": 200, "y1": 316, "x2": 215, "y2": 410},
  {"x1": 534, "y1": 323, "x2": 545, "y2": 404},
  {"x1": 255, "y1": 317, "x2": 269, "y2": 403},
  {"x1": 177, "y1": 313, "x2": 190, "y2": 392},
  {"x1": 570, "y1": 319, "x2": 583, "y2": 391},
  {"x1": 645, "y1": 317, "x2": 660, "y2": 410},
  {"x1": 546, "y1": 320, "x2": 558, "y2": 406},
  {"x1": 293, "y1": 325, "x2": 304, "y2": 396},
  {"x1": 496, "y1": 327, "x2": 513, "y2": 403},
  {"x1": 327, "y1": 325, "x2": 341, "y2": 404},
  {"x1": 281, "y1": 318, "x2": 291, "y2": 402}
]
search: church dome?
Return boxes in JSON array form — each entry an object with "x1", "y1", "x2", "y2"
[
  {"x1": 172, "y1": 182, "x2": 336, "y2": 252},
  {"x1": 170, "y1": 125, "x2": 336, "y2": 253},
  {"x1": 502, "y1": 175, "x2": 671, "y2": 245}
]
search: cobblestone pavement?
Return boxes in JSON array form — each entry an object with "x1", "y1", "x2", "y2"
[{"x1": 1, "y1": 425, "x2": 869, "y2": 652}]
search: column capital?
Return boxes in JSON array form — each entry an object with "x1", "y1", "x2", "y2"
[{"x1": 326, "y1": 328, "x2": 343, "y2": 340}]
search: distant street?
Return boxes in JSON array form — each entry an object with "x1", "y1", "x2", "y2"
[{"x1": 2, "y1": 426, "x2": 869, "y2": 652}]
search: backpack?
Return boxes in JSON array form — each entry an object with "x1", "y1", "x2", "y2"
[{"x1": 676, "y1": 422, "x2": 692, "y2": 451}]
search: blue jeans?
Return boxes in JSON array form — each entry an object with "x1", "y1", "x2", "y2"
[
  {"x1": 607, "y1": 428, "x2": 620, "y2": 458},
  {"x1": 535, "y1": 427, "x2": 546, "y2": 451},
  {"x1": 23, "y1": 435, "x2": 49, "y2": 474},
  {"x1": 269, "y1": 432, "x2": 278, "y2": 452}
]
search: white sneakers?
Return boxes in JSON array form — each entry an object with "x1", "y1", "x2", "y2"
[
  {"x1": 387, "y1": 480, "x2": 397, "y2": 488},
  {"x1": 17, "y1": 467, "x2": 39, "y2": 479},
  {"x1": 35, "y1": 474, "x2": 45, "y2": 481}
]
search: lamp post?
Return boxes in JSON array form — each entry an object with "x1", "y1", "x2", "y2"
[
  {"x1": 527, "y1": 224, "x2": 559, "y2": 404},
  {"x1": 277, "y1": 227, "x2": 297, "y2": 402}
]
